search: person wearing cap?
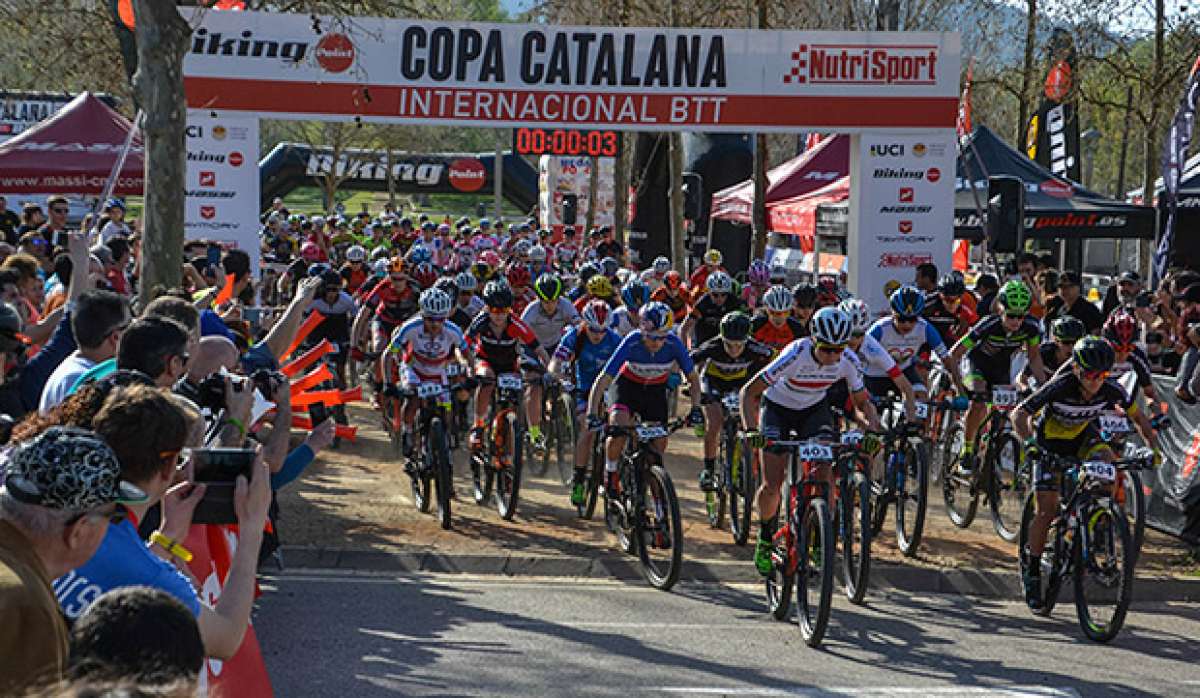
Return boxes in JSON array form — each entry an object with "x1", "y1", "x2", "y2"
[
  {"x1": 1102, "y1": 271, "x2": 1142, "y2": 318},
  {"x1": 0, "y1": 426, "x2": 145, "y2": 694},
  {"x1": 96, "y1": 199, "x2": 130, "y2": 244},
  {"x1": 1042, "y1": 270, "x2": 1103, "y2": 335}
]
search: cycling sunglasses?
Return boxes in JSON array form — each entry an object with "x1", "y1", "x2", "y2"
[
  {"x1": 894, "y1": 315, "x2": 918, "y2": 325},
  {"x1": 816, "y1": 342, "x2": 846, "y2": 355},
  {"x1": 1079, "y1": 368, "x2": 1109, "y2": 381},
  {"x1": 1112, "y1": 343, "x2": 1136, "y2": 353},
  {"x1": 487, "y1": 305, "x2": 511, "y2": 314},
  {"x1": 1003, "y1": 312, "x2": 1026, "y2": 321},
  {"x1": 644, "y1": 332, "x2": 669, "y2": 342}
]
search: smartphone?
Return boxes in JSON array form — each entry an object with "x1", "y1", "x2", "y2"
[
  {"x1": 207, "y1": 243, "x2": 222, "y2": 268},
  {"x1": 309, "y1": 402, "x2": 329, "y2": 426},
  {"x1": 191, "y1": 448, "x2": 256, "y2": 525}
]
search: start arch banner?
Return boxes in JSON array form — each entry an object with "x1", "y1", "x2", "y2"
[{"x1": 182, "y1": 9, "x2": 960, "y2": 133}]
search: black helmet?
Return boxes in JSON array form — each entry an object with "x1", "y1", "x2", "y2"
[
  {"x1": 577, "y1": 262, "x2": 600, "y2": 285},
  {"x1": 1051, "y1": 315, "x2": 1086, "y2": 343},
  {"x1": 792, "y1": 283, "x2": 818, "y2": 308},
  {"x1": 320, "y1": 270, "x2": 342, "y2": 290},
  {"x1": 937, "y1": 273, "x2": 966, "y2": 297},
  {"x1": 482, "y1": 280, "x2": 513, "y2": 308},
  {"x1": 434, "y1": 276, "x2": 458, "y2": 298},
  {"x1": 1073, "y1": 336, "x2": 1116, "y2": 373},
  {"x1": 719, "y1": 311, "x2": 751, "y2": 342}
]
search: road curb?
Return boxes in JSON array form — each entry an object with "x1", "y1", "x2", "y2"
[{"x1": 276, "y1": 545, "x2": 1200, "y2": 602}]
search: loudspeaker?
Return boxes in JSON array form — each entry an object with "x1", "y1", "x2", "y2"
[
  {"x1": 682, "y1": 172, "x2": 703, "y2": 221},
  {"x1": 986, "y1": 175, "x2": 1024, "y2": 253},
  {"x1": 561, "y1": 194, "x2": 578, "y2": 226}
]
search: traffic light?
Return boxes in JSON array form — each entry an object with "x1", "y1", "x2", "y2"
[
  {"x1": 682, "y1": 172, "x2": 703, "y2": 221},
  {"x1": 986, "y1": 175, "x2": 1024, "y2": 253},
  {"x1": 561, "y1": 194, "x2": 578, "y2": 226}
]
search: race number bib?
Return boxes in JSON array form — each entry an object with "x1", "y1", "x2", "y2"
[
  {"x1": 798, "y1": 443, "x2": 834, "y2": 461},
  {"x1": 446, "y1": 363, "x2": 462, "y2": 377},
  {"x1": 914, "y1": 402, "x2": 929, "y2": 419},
  {"x1": 636, "y1": 425, "x2": 669, "y2": 440},
  {"x1": 992, "y1": 386, "x2": 1018, "y2": 407},
  {"x1": 1082, "y1": 461, "x2": 1117, "y2": 483},
  {"x1": 498, "y1": 374, "x2": 523, "y2": 390},
  {"x1": 1099, "y1": 415, "x2": 1131, "y2": 434},
  {"x1": 417, "y1": 383, "x2": 444, "y2": 399},
  {"x1": 722, "y1": 393, "x2": 740, "y2": 411},
  {"x1": 841, "y1": 431, "x2": 864, "y2": 447}
]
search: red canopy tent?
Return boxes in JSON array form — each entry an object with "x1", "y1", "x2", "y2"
[
  {"x1": 709, "y1": 135, "x2": 849, "y2": 225},
  {"x1": 0, "y1": 92, "x2": 143, "y2": 196},
  {"x1": 767, "y1": 176, "x2": 850, "y2": 242}
]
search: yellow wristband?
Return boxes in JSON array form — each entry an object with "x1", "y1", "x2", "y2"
[{"x1": 150, "y1": 532, "x2": 194, "y2": 563}]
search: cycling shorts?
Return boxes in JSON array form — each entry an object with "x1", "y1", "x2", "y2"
[
  {"x1": 760, "y1": 398, "x2": 834, "y2": 455},
  {"x1": 372, "y1": 319, "x2": 399, "y2": 343},
  {"x1": 475, "y1": 359, "x2": 520, "y2": 377},
  {"x1": 864, "y1": 364, "x2": 924, "y2": 397},
  {"x1": 1033, "y1": 423, "x2": 1111, "y2": 492},
  {"x1": 965, "y1": 357, "x2": 1012, "y2": 395},
  {"x1": 612, "y1": 376, "x2": 668, "y2": 424},
  {"x1": 700, "y1": 376, "x2": 742, "y2": 401}
]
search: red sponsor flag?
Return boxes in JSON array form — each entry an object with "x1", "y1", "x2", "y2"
[
  {"x1": 956, "y1": 62, "x2": 973, "y2": 139},
  {"x1": 953, "y1": 240, "x2": 970, "y2": 272}
]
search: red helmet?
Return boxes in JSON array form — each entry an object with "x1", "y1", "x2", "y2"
[
  {"x1": 581, "y1": 299, "x2": 611, "y2": 331},
  {"x1": 412, "y1": 262, "x2": 439, "y2": 289},
  {"x1": 506, "y1": 264, "x2": 532, "y2": 288},
  {"x1": 664, "y1": 270, "x2": 683, "y2": 289},
  {"x1": 1102, "y1": 310, "x2": 1138, "y2": 348}
]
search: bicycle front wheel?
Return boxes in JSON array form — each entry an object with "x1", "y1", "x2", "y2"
[
  {"x1": 495, "y1": 412, "x2": 524, "y2": 520},
  {"x1": 431, "y1": 417, "x2": 453, "y2": 530},
  {"x1": 1073, "y1": 503, "x2": 1135, "y2": 643},
  {"x1": 555, "y1": 395, "x2": 576, "y2": 486},
  {"x1": 988, "y1": 432, "x2": 1027, "y2": 542},
  {"x1": 941, "y1": 422, "x2": 978, "y2": 528},
  {"x1": 1119, "y1": 468, "x2": 1147, "y2": 562},
  {"x1": 729, "y1": 434, "x2": 754, "y2": 546},
  {"x1": 636, "y1": 463, "x2": 684, "y2": 591},
  {"x1": 580, "y1": 437, "x2": 603, "y2": 520},
  {"x1": 767, "y1": 485, "x2": 796, "y2": 620},
  {"x1": 797, "y1": 498, "x2": 835, "y2": 648},
  {"x1": 841, "y1": 468, "x2": 872, "y2": 604},
  {"x1": 896, "y1": 440, "x2": 928, "y2": 557}
]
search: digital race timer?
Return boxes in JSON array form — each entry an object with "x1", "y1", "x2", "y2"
[{"x1": 512, "y1": 128, "x2": 621, "y2": 157}]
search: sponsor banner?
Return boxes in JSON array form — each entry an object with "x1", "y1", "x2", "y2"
[
  {"x1": 181, "y1": 9, "x2": 960, "y2": 132},
  {"x1": 1025, "y1": 29, "x2": 1081, "y2": 184},
  {"x1": 849, "y1": 132, "x2": 955, "y2": 309},
  {"x1": 184, "y1": 111, "x2": 261, "y2": 275},
  {"x1": 1156, "y1": 54, "x2": 1200, "y2": 281}
]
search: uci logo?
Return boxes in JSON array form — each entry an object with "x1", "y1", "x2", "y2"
[
  {"x1": 185, "y1": 125, "x2": 203, "y2": 138},
  {"x1": 870, "y1": 144, "x2": 904, "y2": 157}
]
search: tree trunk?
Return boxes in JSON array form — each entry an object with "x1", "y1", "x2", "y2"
[
  {"x1": 1016, "y1": 0, "x2": 1038, "y2": 146},
  {"x1": 752, "y1": 134, "x2": 768, "y2": 259},
  {"x1": 614, "y1": 136, "x2": 628, "y2": 245},
  {"x1": 134, "y1": 0, "x2": 190, "y2": 306},
  {"x1": 668, "y1": 132, "x2": 686, "y2": 271},
  {"x1": 1140, "y1": 0, "x2": 1166, "y2": 278},
  {"x1": 585, "y1": 155, "x2": 599, "y2": 233}
]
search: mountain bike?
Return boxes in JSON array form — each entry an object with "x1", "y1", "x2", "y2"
[
  {"x1": 540, "y1": 376, "x2": 577, "y2": 485},
  {"x1": 405, "y1": 380, "x2": 454, "y2": 530},
  {"x1": 1017, "y1": 448, "x2": 1155, "y2": 642},
  {"x1": 1099, "y1": 412, "x2": 1168, "y2": 561},
  {"x1": 576, "y1": 421, "x2": 605, "y2": 520},
  {"x1": 701, "y1": 391, "x2": 756, "y2": 545},
  {"x1": 942, "y1": 384, "x2": 1028, "y2": 542},
  {"x1": 604, "y1": 417, "x2": 685, "y2": 591},
  {"x1": 471, "y1": 372, "x2": 525, "y2": 520},
  {"x1": 870, "y1": 393, "x2": 933, "y2": 557}
]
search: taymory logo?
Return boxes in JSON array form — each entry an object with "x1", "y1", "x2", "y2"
[
  {"x1": 200, "y1": 205, "x2": 217, "y2": 220},
  {"x1": 448, "y1": 158, "x2": 486, "y2": 192},
  {"x1": 315, "y1": 33, "x2": 355, "y2": 73}
]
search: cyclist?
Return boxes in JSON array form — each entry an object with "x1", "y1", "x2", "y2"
[
  {"x1": 948, "y1": 280, "x2": 1047, "y2": 476},
  {"x1": 528, "y1": 245, "x2": 551, "y2": 279},
  {"x1": 352, "y1": 256, "x2": 417, "y2": 357},
  {"x1": 840, "y1": 298, "x2": 918, "y2": 423},
  {"x1": 521, "y1": 273, "x2": 581, "y2": 453},
  {"x1": 741, "y1": 260, "x2": 772, "y2": 311},
  {"x1": 550, "y1": 300, "x2": 623, "y2": 506},
  {"x1": 505, "y1": 264, "x2": 536, "y2": 316},
  {"x1": 1011, "y1": 337, "x2": 1160, "y2": 610},
  {"x1": 384, "y1": 288, "x2": 472, "y2": 456},
  {"x1": 645, "y1": 256, "x2": 672, "y2": 292},
  {"x1": 453, "y1": 271, "x2": 484, "y2": 319},
  {"x1": 740, "y1": 307, "x2": 881, "y2": 576},
  {"x1": 574, "y1": 274, "x2": 617, "y2": 312},
  {"x1": 791, "y1": 283, "x2": 818, "y2": 327},
  {"x1": 1102, "y1": 309, "x2": 1169, "y2": 422},
  {"x1": 339, "y1": 244, "x2": 369, "y2": 294},
  {"x1": 612, "y1": 280, "x2": 651, "y2": 336},
  {"x1": 567, "y1": 262, "x2": 600, "y2": 302},
  {"x1": 690, "y1": 311, "x2": 774, "y2": 491},
  {"x1": 923, "y1": 273, "x2": 978, "y2": 347},
  {"x1": 689, "y1": 248, "x2": 726, "y2": 291},
  {"x1": 465, "y1": 281, "x2": 552, "y2": 457},
  {"x1": 1019, "y1": 315, "x2": 1084, "y2": 387},
  {"x1": 650, "y1": 270, "x2": 692, "y2": 328},
  {"x1": 866, "y1": 285, "x2": 961, "y2": 402},
  {"x1": 586, "y1": 301, "x2": 706, "y2": 495},
  {"x1": 750, "y1": 285, "x2": 808, "y2": 351},
  {"x1": 682, "y1": 271, "x2": 742, "y2": 349}
]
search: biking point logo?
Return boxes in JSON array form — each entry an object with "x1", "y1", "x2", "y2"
[{"x1": 783, "y1": 44, "x2": 939, "y2": 85}]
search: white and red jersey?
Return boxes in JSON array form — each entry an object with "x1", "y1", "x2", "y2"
[
  {"x1": 389, "y1": 316, "x2": 468, "y2": 381},
  {"x1": 761, "y1": 338, "x2": 864, "y2": 410}
]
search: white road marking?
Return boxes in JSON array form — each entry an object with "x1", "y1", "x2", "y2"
[{"x1": 655, "y1": 688, "x2": 1081, "y2": 697}]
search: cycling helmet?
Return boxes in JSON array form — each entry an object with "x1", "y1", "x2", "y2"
[
  {"x1": 997, "y1": 280, "x2": 1032, "y2": 314},
  {"x1": 653, "y1": 256, "x2": 671, "y2": 275},
  {"x1": 529, "y1": 245, "x2": 548, "y2": 262},
  {"x1": 470, "y1": 261, "x2": 493, "y2": 282},
  {"x1": 346, "y1": 245, "x2": 367, "y2": 263},
  {"x1": 514, "y1": 239, "x2": 533, "y2": 256},
  {"x1": 706, "y1": 271, "x2": 734, "y2": 294},
  {"x1": 412, "y1": 262, "x2": 439, "y2": 289},
  {"x1": 810, "y1": 307, "x2": 854, "y2": 346},
  {"x1": 581, "y1": 299, "x2": 611, "y2": 331},
  {"x1": 762, "y1": 285, "x2": 793, "y2": 313},
  {"x1": 664, "y1": 270, "x2": 683, "y2": 289},
  {"x1": 387, "y1": 256, "x2": 405, "y2": 274},
  {"x1": 889, "y1": 285, "x2": 925, "y2": 318},
  {"x1": 409, "y1": 244, "x2": 432, "y2": 265},
  {"x1": 301, "y1": 242, "x2": 321, "y2": 262},
  {"x1": 311, "y1": 215, "x2": 326, "y2": 228},
  {"x1": 482, "y1": 280, "x2": 513, "y2": 308},
  {"x1": 1073, "y1": 336, "x2": 1116, "y2": 373},
  {"x1": 480, "y1": 250, "x2": 502, "y2": 269},
  {"x1": 704, "y1": 249, "x2": 723, "y2": 265},
  {"x1": 937, "y1": 273, "x2": 966, "y2": 297},
  {"x1": 748, "y1": 260, "x2": 771, "y2": 286},
  {"x1": 1103, "y1": 310, "x2": 1138, "y2": 347},
  {"x1": 307, "y1": 263, "x2": 330, "y2": 278},
  {"x1": 793, "y1": 283, "x2": 818, "y2": 308},
  {"x1": 586, "y1": 275, "x2": 614, "y2": 298},
  {"x1": 1050, "y1": 315, "x2": 1086, "y2": 343},
  {"x1": 838, "y1": 298, "x2": 871, "y2": 333},
  {"x1": 319, "y1": 270, "x2": 342, "y2": 289},
  {"x1": 817, "y1": 277, "x2": 842, "y2": 307},
  {"x1": 769, "y1": 264, "x2": 787, "y2": 284},
  {"x1": 478, "y1": 218, "x2": 491, "y2": 230},
  {"x1": 433, "y1": 277, "x2": 458, "y2": 298},
  {"x1": 534, "y1": 273, "x2": 563, "y2": 302},
  {"x1": 419, "y1": 288, "x2": 453, "y2": 319},
  {"x1": 620, "y1": 280, "x2": 651, "y2": 310},
  {"x1": 719, "y1": 311, "x2": 752, "y2": 342},
  {"x1": 372, "y1": 259, "x2": 389, "y2": 277},
  {"x1": 398, "y1": 217, "x2": 413, "y2": 228},
  {"x1": 577, "y1": 262, "x2": 600, "y2": 285},
  {"x1": 455, "y1": 271, "x2": 478, "y2": 293},
  {"x1": 370, "y1": 245, "x2": 389, "y2": 262},
  {"x1": 639, "y1": 301, "x2": 674, "y2": 332},
  {"x1": 601, "y1": 257, "x2": 620, "y2": 278},
  {"x1": 506, "y1": 264, "x2": 532, "y2": 288}
]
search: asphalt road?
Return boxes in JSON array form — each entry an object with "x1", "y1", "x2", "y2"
[{"x1": 254, "y1": 571, "x2": 1200, "y2": 697}]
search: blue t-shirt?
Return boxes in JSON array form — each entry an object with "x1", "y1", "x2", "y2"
[
  {"x1": 52, "y1": 518, "x2": 202, "y2": 621},
  {"x1": 554, "y1": 325, "x2": 621, "y2": 392},
  {"x1": 200, "y1": 309, "x2": 237, "y2": 342},
  {"x1": 602, "y1": 330, "x2": 694, "y2": 385}
]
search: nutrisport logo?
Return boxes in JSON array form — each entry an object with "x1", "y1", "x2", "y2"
[{"x1": 784, "y1": 44, "x2": 939, "y2": 85}]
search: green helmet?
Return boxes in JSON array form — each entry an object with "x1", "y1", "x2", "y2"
[{"x1": 997, "y1": 280, "x2": 1032, "y2": 314}]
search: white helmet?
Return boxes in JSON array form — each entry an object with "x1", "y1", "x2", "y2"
[
  {"x1": 455, "y1": 271, "x2": 478, "y2": 292},
  {"x1": 311, "y1": 215, "x2": 326, "y2": 227},
  {"x1": 639, "y1": 269, "x2": 657, "y2": 283},
  {"x1": 529, "y1": 245, "x2": 547, "y2": 262},
  {"x1": 706, "y1": 270, "x2": 734, "y2": 294},
  {"x1": 514, "y1": 239, "x2": 533, "y2": 255},
  {"x1": 762, "y1": 285, "x2": 793, "y2": 313},
  {"x1": 810, "y1": 307, "x2": 853, "y2": 345},
  {"x1": 838, "y1": 298, "x2": 871, "y2": 333},
  {"x1": 372, "y1": 259, "x2": 389, "y2": 276},
  {"x1": 419, "y1": 288, "x2": 453, "y2": 319},
  {"x1": 653, "y1": 256, "x2": 671, "y2": 275},
  {"x1": 346, "y1": 245, "x2": 367, "y2": 263}
]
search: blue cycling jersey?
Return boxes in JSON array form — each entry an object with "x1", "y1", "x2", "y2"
[
  {"x1": 554, "y1": 325, "x2": 622, "y2": 392},
  {"x1": 602, "y1": 330, "x2": 695, "y2": 385}
]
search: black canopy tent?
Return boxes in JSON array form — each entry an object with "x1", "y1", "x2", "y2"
[{"x1": 954, "y1": 126, "x2": 1155, "y2": 243}]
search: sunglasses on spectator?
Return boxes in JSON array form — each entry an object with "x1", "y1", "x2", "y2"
[
  {"x1": 51, "y1": 207, "x2": 69, "y2": 214},
  {"x1": 816, "y1": 343, "x2": 846, "y2": 355}
]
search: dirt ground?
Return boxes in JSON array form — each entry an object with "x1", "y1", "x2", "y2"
[{"x1": 276, "y1": 404, "x2": 1197, "y2": 575}]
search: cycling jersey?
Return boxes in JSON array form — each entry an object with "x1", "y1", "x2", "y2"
[
  {"x1": 690, "y1": 336, "x2": 773, "y2": 392},
  {"x1": 959, "y1": 314, "x2": 1042, "y2": 363},
  {"x1": 1109, "y1": 347, "x2": 1153, "y2": 392},
  {"x1": 741, "y1": 285, "x2": 767, "y2": 311},
  {"x1": 865, "y1": 317, "x2": 946, "y2": 377},
  {"x1": 1017, "y1": 370, "x2": 1133, "y2": 441},
  {"x1": 554, "y1": 324, "x2": 622, "y2": 393},
  {"x1": 1037, "y1": 342, "x2": 1070, "y2": 376},
  {"x1": 750, "y1": 314, "x2": 808, "y2": 351},
  {"x1": 389, "y1": 316, "x2": 468, "y2": 379},
  {"x1": 519, "y1": 298, "x2": 580, "y2": 351},
  {"x1": 689, "y1": 292, "x2": 744, "y2": 346},
  {"x1": 309, "y1": 292, "x2": 357, "y2": 348},
  {"x1": 611, "y1": 306, "x2": 638, "y2": 336},
  {"x1": 511, "y1": 287, "x2": 537, "y2": 316},
  {"x1": 760, "y1": 338, "x2": 864, "y2": 411},
  {"x1": 448, "y1": 307, "x2": 474, "y2": 333},
  {"x1": 465, "y1": 314, "x2": 541, "y2": 371},
  {"x1": 650, "y1": 286, "x2": 692, "y2": 325},
  {"x1": 849, "y1": 334, "x2": 901, "y2": 380},
  {"x1": 339, "y1": 264, "x2": 369, "y2": 293},
  {"x1": 602, "y1": 331, "x2": 695, "y2": 385},
  {"x1": 922, "y1": 293, "x2": 978, "y2": 346},
  {"x1": 363, "y1": 281, "x2": 418, "y2": 327}
]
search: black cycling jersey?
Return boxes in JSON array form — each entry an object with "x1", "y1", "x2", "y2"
[
  {"x1": 689, "y1": 336, "x2": 774, "y2": 392},
  {"x1": 1017, "y1": 369, "x2": 1133, "y2": 440},
  {"x1": 689, "y1": 293, "x2": 744, "y2": 346},
  {"x1": 1110, "y1": 347, "x2": 1154, "y2": 391},
  {"x1": 465, "y1": 313, "x2": 541, "y2": 370},
  {"x1": 961, "y1": 314, "x2": 1042, "y2": 364},
  {"x1": 922, "y1": 293, "x2": 975, "y2": 346}
]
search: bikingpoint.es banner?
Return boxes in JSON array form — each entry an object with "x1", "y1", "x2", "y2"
[
  {"x1": 184, "y1": 111, "x2": 261, "y2": 276},
  {"x1": 181, "y1": 9, "x2": 961, "y2": 133}
]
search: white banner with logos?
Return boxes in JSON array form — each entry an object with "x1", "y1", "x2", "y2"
[
  {"x1": 181, "y1": 9, "x2": 960, "y2": 133},
  {"x1": 184, "y1": 111, "x2": 261, "y2": 277},
  {"x1": 847, "y1": 132, "x2": 956, "y2": 312}
]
